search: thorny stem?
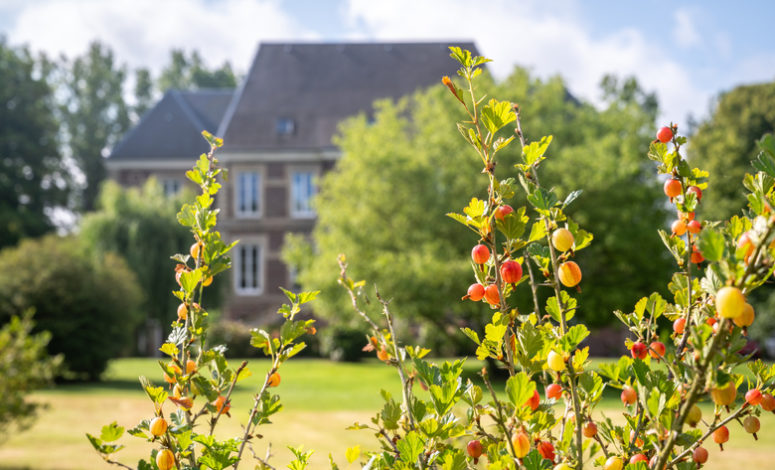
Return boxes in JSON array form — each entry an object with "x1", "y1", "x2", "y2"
[
  {"x1": 669, "y1": 405, "x2": 751, "y2": 466},
  {"x1": 233, "y1": 359, "x2": 281, "y2": 469},
  {"x1": 248, "y1": 443, "x2": 276, "y2": 470},
  {"x1": 209, "y1": 361, "x2": 248, "y2": 435},
  {"x1": 482, "y1": 371, "x2": 518, "y2": 458},
  {"x1": 525, "y1": 261, "x2": 543, "y2": 325},
  {"x1": 103, "y1": 458, "x2": 135, "y2": 470}
]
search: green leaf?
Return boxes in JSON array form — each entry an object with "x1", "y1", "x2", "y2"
[
  {"x1": 527, "y1": 188, "x2": 558, "y2": 212},
  {"x1": 563, "y1": 324, "x2": 590, "y2": 350},
  {"x1": 396, "y1": 431, "x2": 424, "y2": 463},
  {"x1": 159, "y1": 343, "x2": 178, "y2": 357},
  {"x1": 480, "y1": 98, "x2": 516, "y2": 136},
  {"x1": 698, "y1": 227, "x2": 725, "y2": 262},
  {"x1": 522, "y1": 449, "x2": 552, "y2": 470},
  {"x1": 505, "y1": 371, "x2": 535, "y2": 408},
  {"x1": 100, "y1": 422, "x2": 124, "y2": 442},
  {"x1": 460, "y1": 327, "x2": 480, "y2": 345},
  {"x1": 463, "y1": 198, "x2": 486, "y2": 218},
  {"x1": 522, "y1": 135, "x2": 553, "y2": 167}
]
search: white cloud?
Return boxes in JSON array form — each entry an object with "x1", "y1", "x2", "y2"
[
  {"x1": 9, "y1": 0, "x2": 318, "y2": 73},
  {"x1": 343, "y1": 0, "x2": 706, "y2": 123},
  {"x1": 673, "y1": 8, "x2": 701, "y2": 48}
]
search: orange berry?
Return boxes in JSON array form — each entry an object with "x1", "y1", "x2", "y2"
[
  {"x1": 673, "y1": 317, "x2": 686, "y2": 334},
  {"x1": 186, "y1": 360, "x2": 196, "y2": 375},
  {"x1": 671, "y1": 219, "x2": 687, "y2": 236},
  {"x1": 189, "y1": 242, "x2": 202, "y2": 260},
  {"x1": 156, "y1": 448, "x2": 176, "y2": 470},
  {"x1": 716, "y1": 286, "x2": 745, "y2": 319},
  {"x1": 693, "y1": 446, "x2": 708, "y2": 464},
  {"x1": 664, "y1": 178, "x2": 682, "y2": 198},
  {"x1": 552, "y1": 228, "x2": 575, "y2": 252},
  {"x1": 376, "y1": 347, "x2": 389, "y2": 361},
  {"x1": 621, "y1": 385, "x2": 637, "y2": 405},
  {"x1": 761, "y1": 393, "x2": 775, "y2": 411},
  {"x1": 149, "y1": 417, "x2": 168, "y2": 437},
  {"x1": 558, "y1": 261, "x2": 582, "y2": 287},
  {"x1": 583, "y1": 421, "x2": 597, "y2": 438},
  {"x1": 214, "y1": 395, "x2": 231, "y2": 414},
  {"x1": 466, "y1": 283, "x2": 485, "y2": 301},
  {"x1": 203, "y1": 275, "x2": 213, "y2": 286},
  {"x1": 546, "y1": 383, "x2": 563, "y2": 400},
  {"x1": 713, "y1": 425, "x2": 729, "y2": 444},
  {"x1": 483, "y1": 284, "x2": 500, "y2": 305},
  {"x1": 511, "y1": 430, "x2": 530, "y2": 458},
  {"x1": 267, "y1": 372, "x2": 281, "y2": 387},
  {"x1": 471, "y1": 244, "x2": 490, "y2": 265},
  {"x1": 733, "y1": 303, "x2": 755, "y2": 327},
  {"x1": 176, "y1": 303, "x2": 188, "y2": 320}
]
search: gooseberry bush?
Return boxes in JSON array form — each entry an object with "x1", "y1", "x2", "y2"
[{"x1": 89, "y1": 48, "x2": 775, "y2": 470}]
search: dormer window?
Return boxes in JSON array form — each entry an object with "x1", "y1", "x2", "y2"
[{"x1": 275, "y1": 118, "x2": 295, "y2": 135}]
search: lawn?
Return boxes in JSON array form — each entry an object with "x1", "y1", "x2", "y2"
[{"x1": 0, "y1": 358, "x2": 772, "y2": 469}]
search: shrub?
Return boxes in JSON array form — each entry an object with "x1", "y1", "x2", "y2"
[
  {"x1": 0, "y1": 311, "x2": 62, "y2": 442},
  {"x1": 0, "y1": 235, "x2": 142, "y2": 380}
]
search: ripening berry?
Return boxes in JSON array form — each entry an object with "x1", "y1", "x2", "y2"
[
  {"x1": 552, "y1": 228, "x2": 575, "y2": 252},
  {"x1": 761, "y1": 393, "x2": 775, "y2": 411},
  {"x1": 733, "y1": 303, "x2": 755, "y2": 328},
  {"x1": 467, "y1": 439, "x2": 483, "y2": 459},
  {"x1": 737, "y1": 231, "x2": 755, "y2": 260},
  {"x1": 149, "y1": 417, "x2": 168, "y2": 437},
  {"x1": 177, "y1": 303, "x2": 188, "y2": 320},
  {"x1": 671, "y1": 219, "x2": 687, "y2": 236},
  {"x1": 190, "y1": 242, "x2": 202, "y2": 260},
  {"x1": 214, "y1": 395, "x2": 231, "y2": 414},
  {"x1": 687, "y1": 219, "x2": 702, "y2": 234},
  {"x1": 500, "y1": 260, "x2": 523, "y2": 284},
  {"x1": 203, "y1": 275, "x2": 213, "y2": 286},
  {"x1": 537, "y1": 440, "x2": 555, "y2": 461},
  {"x1": 629, "y1": 430, "x2": 643, "y2": 447},
  {"x1": 743, "y1": 416, "x2": 760, "y2": 434},
  {"x1": 558, "y1": 261, "x2": 582, "y2": 287},
  {"x1": 673, "y1": 317, "x2": 686, "y2": 334},
  {"x1": 711, "y1": 382, "x2": 737, "y2": 406},
  {"x1": 629, "y1": 454, "x2": 648, "y2": 465},
  {"x1": 693, "y1": 446, "x2": 708, "y2": 464},
  {"x1": 630, "y1": 341, "x2": 648, "y2": 360},
  {"x1": 484, "y1": 284, "x2": 500, "y2": 305},
  {"x1": 621, "y1": 386, "x2": 637, "y2": 405},
  {"x1": 656, "y1": 126, "x2": 673, "y2": 143},
  {"x1": 524, "y1": 389, "x2": 540, "y2": 411},
  {"x1": 716, "y1": 286, "x2": 746, "y2": 319},
  {"x1": 185, "y1": 360, "x2": 196, "y2": 375},
  {"x1": 664, "y1": 178, "x2": 682, "y2": 198},
  {"x1": 472, "y1": 244, "x2": 490, "y2": 265},
  {"x1": 377, "y1": 348, "x2": 389, "y2": 361},
  {"x1": 495, "y1": 204, "x2": 514, "y2": 220},
  {"x1": 603, "y1": 456, "x2": 623, "y2": 470},
  {"x1": 546, "y1": 383, "x2": 563, "y2": 400},
  {"x1": 649, "y1": 341, "x2": 666, "y2": 359},
  {"x1": 164, "y1": 363, "x2": 181, "y2": 384},
  {"x1": 268, "y1": 372, "x2": 281, "y2": 387},
  {"x1": 713, "y1": 425, "x2": 729, "y2": 444},
  {"x1": 687, "y1": 185, "x2": 702, "y2": 202},
  {"x1": 511, "y1": 430, "x2": 530, "y2": 458},
  {"x1": 467, "y1": 283, "x2": 485, "y2": 301},
  {"x1": 547, "y1": 350, "x2": 566, "y2": 372},
  {"x1": 156, "y1": 448, "x2": 176, "y2": 470},
  {"x1": 746, "y1": 388, "x2": 763, "y2": 406},
  {"x1": 687, "y1": 404, "x2": 702, "y2": 427},
  {"x1": 582, "y1": 421, "x2": 597, "y2": 438},
  {"x1": 691, "y1": 246, "x2": 705, "y2": 264}
]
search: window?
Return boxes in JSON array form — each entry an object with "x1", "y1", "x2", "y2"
[
  {"x1": 275, "y1": 118, "x2": 295, "y2": 135},
  {"x1": 235, "y1": 243, "x2": 262, "y2": 295},
  {"x1": 235, "y1": 171, "x2": 261, "y2": 217},
  {"x1": 162, "y1": 178, "x2": 181, "y2": 196},
  {"x1": 290, "y1": 170, "x2": 316, "y2": 217}
]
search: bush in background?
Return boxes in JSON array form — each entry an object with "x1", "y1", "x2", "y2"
[{"x1": 0, "y1": 235, "x2": 142, "y2": 380}]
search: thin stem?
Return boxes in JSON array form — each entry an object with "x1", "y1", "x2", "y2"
[
  {"x1": 233, "y1": 360, "x2": 280, "y2": 469},
  {"x1": 669, "y1": 405, "x2": 750, "y2": 466},
  {"x1": 209, "y1": 361, "x2": 248, "y2": 435},
  {"x1": 482, "y1": 372, "x2": 517, "y2": 458}
]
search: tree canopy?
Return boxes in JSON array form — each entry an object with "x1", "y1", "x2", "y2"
[
  {"x1": 158, "y1": 49, "x2": 237, "y2": 92},
  {"x1": 285, "y1": 67, "x2": 673, "y2": 352}
]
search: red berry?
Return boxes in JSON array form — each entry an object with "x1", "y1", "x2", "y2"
[
  {"x1": 746, "y1": 388, "x2": 763, "y2": 406},
  {"x1": 693, "y1": 446, "x2": 708, "y2": 464},
  {"x1": 467, "y1": 439, "x2": 483, "y2": 459},
  {"x1": 687, "y1": 219, "x2": 702, "y2": 234},
  {"x1": 495, "y1": 204, "x2": 514, "y2": 220},
  {"x1": 537, "y1": 440, "x2": 555, "y2": 462},
  {"x1": 671, "y1": 219, "x2": 687, "y2": 236},
  {"x1": 691, "y1": 245, "x2": 704, "y2": 264},
  {"x1": 664, "y1": 178, "x2": 682, "y2": 198},
  {"x1": 630, "y1": 341, "x2": 648, "y2": 360},
  {"x1": 687, "y1": 185, "x2": 702, "y2": 202},
  {"x1": 546, "y1": 383, "x2": 562, "y2": 400},
  {"x1": 472, "y1": 244, "x2": 490, "y2": 264},
  {"x1": 713, "y1": 425, "x2": 729, "y2": 444},
  {"x1": 761, "y1": 393, "x2": 775, "y2": 411},
  {"x1": 467, "y1": 283, "x2": 485, "y2": 301},
  {"x1": 500, "y1": 260, "x2": 523, "y2": 284},
  {"x1": 673, "y1": 317, "x2": 686, "y2": 334},
  {"x1": 630, "y1": 453, "x2": 648, "y2": 464},
  {"x1": 649, "y1": 341, "x2": 666, "y2": 359},
  {"x1": 657, "y1": 126, "x2": 673, "y2": 143},
  {"x1": 582, "y1": 421, "x2": 597, "y2": 438},
  {"x1": 621, "y1": 385, "x2": 637, "y2": 405},
  {"x1": 483, "y1": 284, "x2": 500, "y2": 305},
  {"x1": 524, "y1": 389, "x2": 540, "y2": 411}
]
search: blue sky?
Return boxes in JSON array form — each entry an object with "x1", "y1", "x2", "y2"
[{"x1": 2, "y1": 0, "x2": 774, "y2": 124}]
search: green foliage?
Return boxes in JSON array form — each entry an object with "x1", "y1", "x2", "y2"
[
  {"x1": 59, "y1": 41, "x2": 130, "y2": 212},
  {"x1": 0, "y1": 311, "x2": 62, "y2": 441},
  {"x1": 0, "y1": 38, "x2": 69, "y2": 249},
  {"x1": 0, "y1": 235, "x2": 142, "y2": 379},
  {"x1": 158, "y1": 49, "x2": 237, "y2": 92},
  {"x1": 286, "y1": 65, "x2": 671, "y2": 332},
  {"x1": 79, "y1": 179, "x2": 199, "y2": 333}
]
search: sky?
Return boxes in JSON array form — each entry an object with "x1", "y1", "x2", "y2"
[{"x1": 2, "y1": 0, "x2": 774, "y2": 125}]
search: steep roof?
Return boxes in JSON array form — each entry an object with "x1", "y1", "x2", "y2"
[
  {"x1": 219, "y1": 41, "x2": 478, "y2": 152},
  {"x1": 110, "y1": 89, "x2": 233, "y2": 160}
]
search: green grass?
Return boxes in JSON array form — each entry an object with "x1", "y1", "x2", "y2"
[{"x1": 0, "y1": 358, "x2": 773, "y2": 469}]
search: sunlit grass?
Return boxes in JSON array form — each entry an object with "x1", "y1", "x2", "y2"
[{"x1": 0, "y1": 358, "x2": 772, "y2": 469}]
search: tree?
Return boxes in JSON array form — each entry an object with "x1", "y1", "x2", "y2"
[
  {"x1": 689, "y1": 81, "x2": 775, "y2": 221},
  {"x1": 79, "y1": 179, "x2": 207, "y2": 355},
  {"x1": 0, "y1": 311, "x2": 62, "y2": 441},
  {"x1": 0, "y1": 38, "x2": 69, "y2": 248},
  {"x1": 132, "y1": 67, "x2": 154, "y2": 121},
  {"x1": 60, "y1": 41, "x2": 130, "y2": 212},
  {"x1": 0, "y1": 235, "x2": 142, "y2": 380},
  {"x1": 285, "y1": 68, "x2": 672, "y2": 354},
  {"x1": 158, "y1": 49, "x2": 237, "y2": 91}
]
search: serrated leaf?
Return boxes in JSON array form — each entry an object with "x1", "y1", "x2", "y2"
[
  {"x1": 396, "y1": 431, "x2": 424, "y2": 464},
  {"x1": 481, "y1": 98, "x2": 516, "y2": 135},
  {"x1": 698, "y1": 227, "x2": 725, "y2": 262},
  {"x1": 505, "y1": 372, "x2": 535, "y2": 408}
]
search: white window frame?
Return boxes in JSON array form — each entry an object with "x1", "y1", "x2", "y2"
[
  {"x1": 234, "y1": 238, "x2": 265, "y2": 296},
  {"x1": 234, "y1": 168, "x2": 263, "y2": 218},
  {"x1": 288, "y1": 166, "x2": 318, "y2": 218},
  {"x1": 162, "y1": 178, "x2": 181, "y2": 196}
]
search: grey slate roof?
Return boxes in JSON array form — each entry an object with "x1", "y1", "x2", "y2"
[
  {"x1": 110, "y1": 89, "x2": 233, "y2": 160},
  {"x1": 219, "y1": 41, "x2": 478, "y2": 152}
]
